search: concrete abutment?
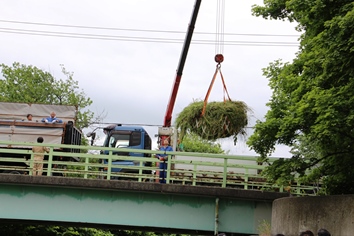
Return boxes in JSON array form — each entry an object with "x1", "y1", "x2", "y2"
[{"x1": 271, "y1": 195, "x2": 354, "y2": 236}]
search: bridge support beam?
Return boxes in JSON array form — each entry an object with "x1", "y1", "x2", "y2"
[{"x1": 0, "y1": 175, "x2": 286, "y2": 235}]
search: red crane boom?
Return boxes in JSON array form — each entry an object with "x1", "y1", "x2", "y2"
[{"x1": 163, "y1": 0, "x2": 202, "y2": 128}]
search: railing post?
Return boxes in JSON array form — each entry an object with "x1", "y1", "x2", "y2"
[
  {"x1": 107, "y1": 151, "x2": 112, "y2": 180},
  {"x1": 46, "y1": 147, "x2": 53, "y2": 176},
  {"x1": 138, "y1": 159, "x2": 143, "y2": 182},
  {"x1": 193, "y1": 164, "x2": 197, "y2": 186},
  {"x1": 222, "y1": 158, "x2": 227, "y2": 188},
  {"x1": 297, "y1": 181, "x2": 301, "y2": 195},
  {"x1": 244, "y1": 169, "x2": 248, "y2": 190},
  {"x1": 29, "y1": 152, "x2": 34, "y2": 176},
  {"x1": 166, "y1": 154, "x2": 172, "y2": 184},
  {"x1": 84, "y1": 156, "x2": 89, "y2": 179}
]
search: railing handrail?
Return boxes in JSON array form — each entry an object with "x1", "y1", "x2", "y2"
[
  {"x1": 0, "y1": 140, "x2": 320, "y2": 196},
  {"x1": 0, "y1": 140, "x2": 282, "y2": 161}
]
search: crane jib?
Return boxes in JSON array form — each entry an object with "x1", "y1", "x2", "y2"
[{"x1": 163, "y1": 0, "x2": 202, "y2": 128}]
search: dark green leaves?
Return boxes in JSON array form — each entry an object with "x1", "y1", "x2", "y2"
[{"x1": 248, "y1": 1, "x2": 354, "y2": 194}]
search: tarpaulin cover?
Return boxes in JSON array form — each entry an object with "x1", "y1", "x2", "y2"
[
  {"x1": 0, "y1": 102, "x2": 77, "y2": 123},
  {"x1": 0, "y1": 102, "x2": 77, "y2": 149},
  {"x1": 0, "y1": 125, "x2": 64, "y2": 149}
]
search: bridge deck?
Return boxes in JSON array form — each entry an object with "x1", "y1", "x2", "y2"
[{"x1": 0, "y1": 174, "x2": 287, "y2": 201}]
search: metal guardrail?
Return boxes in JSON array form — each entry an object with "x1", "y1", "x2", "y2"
[{"x1": 0, "y1": 140, "x2": 319, "y2": 196}]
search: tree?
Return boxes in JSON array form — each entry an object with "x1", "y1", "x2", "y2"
[
  {"x1": 180, "y1": 133, "x2": 225, "y2": 154},
  {"x1": 247, "y1": 1, "x2": 354, "y2": 194},
  {"x1": 0, "y1": 224, "x2": 115, "y2": 236},
  {"x1": 0, "y1": 224, "x2": 187, "y2": 236},
  {"x1": 0, "y1": 62, "x2": 93, "y2": 129}
]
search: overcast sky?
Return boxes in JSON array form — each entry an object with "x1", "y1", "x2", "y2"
[{"x1": 0, "y1": 0, "x2": 299, "y2": 157}]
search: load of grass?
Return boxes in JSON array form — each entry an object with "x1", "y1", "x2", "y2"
[{"x1": 175, "y1": 100, "x2": 249, "y2": 144}]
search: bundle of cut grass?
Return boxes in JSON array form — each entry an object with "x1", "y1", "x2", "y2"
[{"x1": 175, "y1": 100, "x2": 249, "y2": 144}]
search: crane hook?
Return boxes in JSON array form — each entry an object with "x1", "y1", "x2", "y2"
[{"x1": 215, "y1": 54, "x2": 224, "y2": 64}]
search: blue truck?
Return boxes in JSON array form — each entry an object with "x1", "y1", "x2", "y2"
[{"x1": 100, "y1": 124, "x2": 152, "y2": 176}]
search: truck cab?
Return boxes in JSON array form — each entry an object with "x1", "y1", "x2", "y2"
[{"x1": 101, "y1": 124, "x2": 152, "y2": 174}]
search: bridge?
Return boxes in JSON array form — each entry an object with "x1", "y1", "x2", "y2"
[{"x1": 0, "y1": 141, "x2": 318, "y2": 235}]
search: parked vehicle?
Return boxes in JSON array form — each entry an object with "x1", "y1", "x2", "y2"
[
  {"x1": 0, "y1": 102, "x2": 82, "y2": 174},
  {"x1": 100, "y1": 124, "x2": 152, "y2": 176}
]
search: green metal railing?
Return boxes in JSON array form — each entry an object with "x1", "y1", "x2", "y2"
[{"x1": 0, "y1": 140, "x2": 319, "y2": 196}]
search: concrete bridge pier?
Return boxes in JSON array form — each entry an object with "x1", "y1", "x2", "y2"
[{"x1": 271, "y1": 195, "x2": 354, "y2": 236}]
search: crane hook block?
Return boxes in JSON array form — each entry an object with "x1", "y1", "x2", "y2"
[{"x1": 215, "y1": 54, "x2": 224, "y2": 64}]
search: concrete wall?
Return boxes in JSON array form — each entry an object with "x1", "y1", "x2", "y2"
[{"x1": 271, "y1": 195, "x2": 354, "y2": 236}]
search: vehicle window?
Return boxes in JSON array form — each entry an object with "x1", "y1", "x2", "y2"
[
  {"x1": 115, "y1": 140, "x2": 129, "y2": 148},
  {"x1": 130, "y1": 131, "x2": 141, "y2": 146},
  {"x1": 109, "y1": 136, "x2": 116, "y2": 148},
  {"x1": 109, "y1": 134, "x2": 130, "y2": 148}
]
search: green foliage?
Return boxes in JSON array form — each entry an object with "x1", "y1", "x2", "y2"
[
  {"x1": 180, "y1": 133, "x2": 225, "y2": 154},
  {"x1": 248, "y1": 1, "x2": 354, "y2": 194},
  {"x1": 0, "y1": 224, "x2": 190, "y2": 236},
  {"x1": 0, "y1": 62, "x2": 93, "y2": 129},
  {"x1": 0, "y1": 225, "x2": 115, "y2": 236},
  {"x1": 65, "y1": 157, "x2": 101, "y2": 178},
  {"x1": 257, "y1": 219, "x2": 271, "y2": 236}
]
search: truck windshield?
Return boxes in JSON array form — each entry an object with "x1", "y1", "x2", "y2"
[{"x1": 109, "y1": 134, "x2": 129, "y2": 148}]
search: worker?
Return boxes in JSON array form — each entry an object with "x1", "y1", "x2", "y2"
[
  {"x1": 41, "y1": 111, "x2": 63, "y2": 123},
  {"x1": 317, "y1": 229, "x2": 331, "y2": 236},
  {"x1": 156, "y1": 139, "x2": 173, "y2": 183},
  {"x1": 300, "y1": 230, "x2": 314, "y2": 236},
  {"x1": 22, "y1": 114, "x2": 33, "y2": 121},
  {"x1": 32, "y1": 137, "x2": 50, "y2": 176}
]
